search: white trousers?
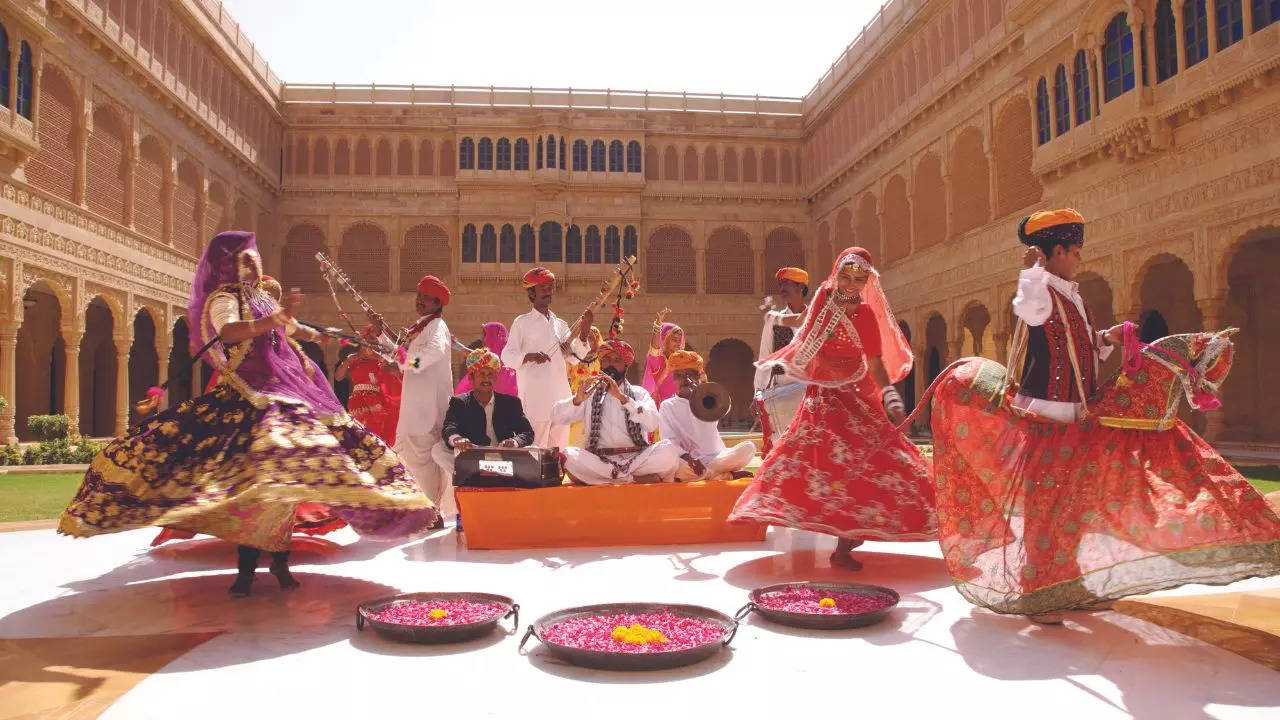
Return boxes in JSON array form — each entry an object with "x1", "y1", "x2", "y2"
[
  {"x1": 675, "y1": 441, "x2": 756, "y2": 481},
  {"x1": 394, "y1": 432, "x2": 455, "y2": 518},
  {"x1": 530, "y1": 419, "x2": 570, "y2": 449},
  {"x1": 562, "y1": 440, "x2": 682, "y2": 485}
]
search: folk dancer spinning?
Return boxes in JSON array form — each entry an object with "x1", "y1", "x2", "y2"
[
  {"x1": 501, "y1": 267, "x2": 591, "y2": 448},
  {"x1": 370, "y1": 274, "x2": 455, "y2": 527},
  {"x1": 730, "y1": 247, "x2": 935, "y2": 570},
  {"x1": 659, "y1": 350, "x2": 756, "y2": 481},
  {"x1": 551, "y1": 339, "x2": 682, "y2": 485},
  {"x1": 59, "y1": 231, "x2": 438, "y2": 597},
  {"x1": 754, "y1": 267, "x2": 810, "y2": 455},
  {"x1": 925, "y1": 209, "x2": 1280, "y2": 624}
]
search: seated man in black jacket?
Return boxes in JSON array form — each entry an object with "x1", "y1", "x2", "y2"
[{"x1": 432, "y1": 349, "x2": 535, "y2": 478}]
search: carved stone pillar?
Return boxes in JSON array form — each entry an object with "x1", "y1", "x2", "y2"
[
  {"x1": 5, "y1": 40, "x2": 17, "y2": 131},
  {"x1": 0, "y1": 323, "x2": 17, "y2": 444},
  {"x1": 388, "y1": 229, "x2": 403, "y2": 293},
  {"x1": 1206, "y1": 0, "x2": 1220, "y2": 55},
  {"x1": 1242, "y1": 0, "x2": 1255, "y2": 34},
  {"x1": 73, "y1": 105, "x2": 89, "y2": 206},
  {"x1": 114, "y1": 338, "x2": 130, "y2": 435},
  {"x1": 123, "y1": 148, "x2": 138, "y2": 229},
  {"x1": 62, "y1": 327, "x2": 83, "y2": 438},
  {"x1": 1195, "y1": 296, "x2": 1226, "y2": 442},
  {"x1": 1172, "y1": 0, "x2": 1188, "y2": 72},
  {"x1": 948, "y1": 338, "x2": 964, "y2": 363},
  {"x1": 1090, "y1": 42, "x2": 1104, "y2": 115},
  {"x1": 155, "y1": 336, "x2": 171, "y2": 399}
]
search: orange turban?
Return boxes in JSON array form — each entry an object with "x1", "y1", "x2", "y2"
[
  {"x1": 416, "y1": 275, "x2": 451, "y2": 305},
  {"x1": 599, "y1": 339, "x2": 635, "y2": 366},
  {"x1": 1019, "y1": 209, "x2": 1085, "y2": 250},
  {"x1": 667, "y1": 350, "x2": 704, "y2": 375},
  {"x1": 521, "y1": 267, "x2": 556, "y2": 288},
  {"x1": 775, "y1": 267, "x2": 808, "y2": 286}
]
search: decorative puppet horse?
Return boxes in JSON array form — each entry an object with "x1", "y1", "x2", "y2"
[{"x1": 901, "y1": 326, "x2": 1280, "y2": 616}]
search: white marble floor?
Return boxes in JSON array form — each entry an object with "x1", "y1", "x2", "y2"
[{"x1": 1, "y1": 524, "x2": 1277, "y2": 719}]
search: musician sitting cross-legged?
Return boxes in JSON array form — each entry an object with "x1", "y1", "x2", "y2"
[
  {"x1": 433, "y1": 350, "x2": 535, "y2": 476},
  {"x1": 550, "y1": 339, "x2": 681, "y2": 485},
  {"x1": 659, "y1": 351, "x2": 756, "y2": 482}
]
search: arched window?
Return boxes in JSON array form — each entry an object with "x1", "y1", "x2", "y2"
[
  {"x1": 626, "y1": 141, "x2": 642, "y2": 173},
  {"x1": 1053, "y1": 65, "x2": 1070, "y2": 136},
  {"x1": 497, "y1": 138, "x2": 512, "y2": 170},
  {"x1": 1216, "y1": 0, "x2": 1244, "y2": 49},
  {"x1": 1103, "y1": 14, "x2": 1136, "y2": 101},
  {"x1": 461, "y1": 224, "x2": 477, "y2": 263},
  {"x1": 1155, "y1": 0, "x2": 1179, "y2": 82},
  {"x1": 1072, "y1": 50, "x2": 1092, "y2": 124},
  {"x1": 585, "y1": 226, "x2": 602, "y2": 264},
  {"x1": 1035, "y1": 77, "x2": 1051, "y2": 145},
  {"x1": 519, "y1": 224, "x2": 535, "y2": 263},
  {"x1": 1255, "y1": 0, "x2": 1280, "y2": 30},
  {"x1": 590, "y1": 140, "x2": 606, "y2": 172},
  {"x1": 16, "y1": 41, "x2": 32, "y2": 118},
  {"x1": 459, "y1": 137, "x2": 475, "y2": 170},
  {"x1": 515, "y1": 138, "x2": 530, "y2": 170},
  {"x1": 478, "y1": 138, "x2": 493, "y2": 170},
  {"x1": 608, "y1": 140, "x2": 624, "y2": 172},
  {"x1": 500, "y1": 224, "x2": 516, "y2": 263},
  {"x1": 0, "y1": 24, "x2": 10, "y2": 108},
  {"x1": 536, "y1": 137, "x2": 543, "y2": 169},
  {"x1": 538, "y1": 222, "x2": 562, "y2": 262},
  {"x1": 566, "y1": 225, "x2": 582, "y2": 263},
  {"x1": 546, "y1": 135, "x2": 556, "y2": 169},
  {"x1": 559, "y1": 137, "x2": 565, "y2": 169},
  {"x1": 624, "y1": 226, "x2": 638, "y2": 259},
  {"x1": 480, "y1": 224, "x2": 497, "y2": 263},
  {"x1": 1185, "y1": 1, "x2": 1210, "y2": 66},
  {"x1": 604, "y1": 226, "x2": 621, "y2": 264},
  {"x1": 573, "y1": 140, "x2": 588, "y2": 171}
]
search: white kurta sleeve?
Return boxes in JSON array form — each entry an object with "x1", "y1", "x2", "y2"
[
  {"x1": 401, "y1": 320, "x2": 450, "y2": 375},
  {"x1": 758, "y1": 312, "x2": 777, "y2": 362},
  {"x1": 550, "y1": 396, "x2": 584, "y2": 425},
  {"x1": 207, "y1": 293, "x2": 240, "y2": 335},
  {"x1": 1096, "y1": 331, "x2": 1115, "y2": 362},
  {"x1": 501, "y1": 316, "x2": 525, "y2": 369},
  {"x1": 624, "y1": 387, "x2": 660, "y2": 434},
  {"x1": 1012, "y1": 265, "x2": 1053, "y2": 327},
  {"x1": 567, "y1": 332, "x2": 591, "y2": 365}
]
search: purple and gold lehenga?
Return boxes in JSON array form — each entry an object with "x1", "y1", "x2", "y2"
[{"x1": 59, "y1": 231, "x2": 438, "y2": 552}]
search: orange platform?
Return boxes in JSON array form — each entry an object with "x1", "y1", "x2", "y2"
[{"x1": 455, "y1": 478, "x2": 766, "y2": 549}]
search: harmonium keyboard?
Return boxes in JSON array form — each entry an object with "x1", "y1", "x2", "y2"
[{"x1": 453, "y1": 447, "x2": 563, "y2": 489}]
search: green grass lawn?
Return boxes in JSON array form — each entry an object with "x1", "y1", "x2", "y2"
[
  {"x1": 1, "y1": 465, "x2": 1278, "y2": 524},
  {"x1": 0, "y1": 473, "x2": 82, "y2": 523}
]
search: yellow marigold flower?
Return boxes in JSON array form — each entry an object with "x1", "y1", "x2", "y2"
[
  {"x1": 428, "y1": 608, "x2": 448, "y2": 619},
  {"x1": 819, "y1": 597, "x2": 836, "y2": 608}
]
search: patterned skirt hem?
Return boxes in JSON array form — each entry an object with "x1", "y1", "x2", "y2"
[
  {"x1": 950, "y1": 539, "x2": 1280, "y2": 615},
  {"x1": 729, "y1": 508, "x2": 938, "y2": 542}
]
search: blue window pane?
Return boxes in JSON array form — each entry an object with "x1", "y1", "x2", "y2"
[
  {"x1": 573, "y1": 140, "x2": 588, "y2": 171},
  {"x1": 626, "y1": 141, "x2": 642, "y2": 173},
  {"x1": 623, "y1": 227, "x2": 638, "y2": 260},
  {"x1": 609, "y1": 140, "x2": 624, "y2": 172},
  {"x1": 585, "y1": 226, "x2": 601, "y2": 264},
  {"x1": 515, "y1": 139, "x2": 530, "y2": 170},
  {"x1": 604, "y1": 226, "x2": 621, "y2": 264},
  {"x1": 539, "y1": 223, "x2": 562, "y2": 262},
  {"x1": 461, "y1": 224, "x2": 477, "y2": 263},
  {"x1": 566, "y1": 225, "x2": 582, "y2": 263},
  {"x1": 500, "y1": 225, "x2": 516, "y2": 263},
  {"x1": 519, "y1": 225, "x2": 535, "y2": 263}
]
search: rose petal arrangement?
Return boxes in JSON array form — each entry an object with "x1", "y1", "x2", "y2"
[
  {"x1": 368, "y1": 599, "x2": 507, "y2": 626},
  {"x1": 542, "y1": 611, "x2": 724, "y2": 653},
  {"x1": 756, "y1": 586, "x2": 895, "y2": 615}
]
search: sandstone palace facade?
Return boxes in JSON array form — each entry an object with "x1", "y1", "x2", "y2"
[{"x1": 2, "y1": 0, "x2": 1278, "y2": 456}]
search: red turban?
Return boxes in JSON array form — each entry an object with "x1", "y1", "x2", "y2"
[
  {"x1": 416, "y1": 275, "x2": 450, "y2": 306},
  {"x1": 522, "y1": 267, "x2": 556, "y2": 288},
  {"x1": 598, "y1": 339, "x2": 635, "y2": 367}
]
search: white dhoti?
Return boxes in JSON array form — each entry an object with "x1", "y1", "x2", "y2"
[
  {"x1": 563, "y1": 440, "x2": 682, "y2": 485},
  {"x1": 387, "y1": 314, "x2": 454, "y2": 521},
  {"x1": 675, "y1": 440, "x2": 756, "y2": 481},
  {"x1": 530, "y1": 419, "x2": 570, "y2": 450},
  {"x1": 396, "y1": 433, "x2": 455, "y2": 518}
]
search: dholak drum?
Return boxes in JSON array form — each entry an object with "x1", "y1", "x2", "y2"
[
  {"x1": 754, "y1": 381, "x2": 806, "y2": 456},
  {"x1": 453, "y1": 447, "x2": 563, "y2": 489}
]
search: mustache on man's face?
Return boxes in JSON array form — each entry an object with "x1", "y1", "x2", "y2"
[{"x1": 601, "y1": 366, "x2": 626, "y2": 381}]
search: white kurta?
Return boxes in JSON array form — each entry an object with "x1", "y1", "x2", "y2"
[
  {"x1": 658, "y1": 396, "x2": 756, "y2": 480},
  {"x1": 550, "y1": 383, "x2": 680, "y2": 484},
  {"x1": 392, "y1": 316, "x2": 454, "y2": 515},
  {"x1": 501, "y1": 308, "x2": 587, "y2": 448},
  {"x1": 1011, "y1": 265, "x2": 1114, "y2": 423}
]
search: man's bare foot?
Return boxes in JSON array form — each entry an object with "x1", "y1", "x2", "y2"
[
  {"x1": 730, "y1": 470, "x2": 753, "y2": 480},
  {"x1": 228, "y1": 574, "x2": 254, "y2": 597},
  {"x1": 269, "y1": 562, "x2": 300, "y2": 591},
  {"x1": 829, "y1": 551, "x2": 863, "y2": 571},
  {"x1": 633, "y1": 473, "x2": 661, "y2": 484}
]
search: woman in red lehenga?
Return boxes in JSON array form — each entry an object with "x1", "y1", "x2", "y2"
[
  {"x1": 730, "y1": 247, "x2": 935, "y2": 570},
  {"x1": 335, "y1": 325, "x2": 403, "y2": 445}
]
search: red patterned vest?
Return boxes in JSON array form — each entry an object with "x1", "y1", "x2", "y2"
[{"x1": 1018, "y1": 286, "x2": 1098, "y2": 403}]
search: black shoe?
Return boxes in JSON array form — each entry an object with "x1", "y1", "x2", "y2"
[{"x1": 229, "y1": 573, "x2": 254, "y2": 597}]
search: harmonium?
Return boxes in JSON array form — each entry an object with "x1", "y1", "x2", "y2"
[{"x1": 452, "y1": 447, "x2": 563, "y2": 489}]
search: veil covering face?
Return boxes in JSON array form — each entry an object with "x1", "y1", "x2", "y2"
[{"x1": 758, "y1": 246, "x2": 913, "y2": 388}]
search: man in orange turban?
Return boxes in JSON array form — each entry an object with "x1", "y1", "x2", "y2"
[
  {"x1": 503, "y1": 267, "x2": 592, "y2": 448},
  {"x1": 551, "y1": 339, "x2": 681, "y2": 485},
  {"x1": 755, "y1": 265, "x2": 811, "y2": 456},
  {"x1": 659, "y1": 351, "x2": 756, "y2": 481}
]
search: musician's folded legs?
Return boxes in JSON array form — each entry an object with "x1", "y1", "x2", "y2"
[{"x1": 703, "y1": 442, "x2": 756, "y2": 480}]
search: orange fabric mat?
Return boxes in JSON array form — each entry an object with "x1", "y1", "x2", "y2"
[{"x1": 456, "y1": 479, "x2": 766, "y2": 549}]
